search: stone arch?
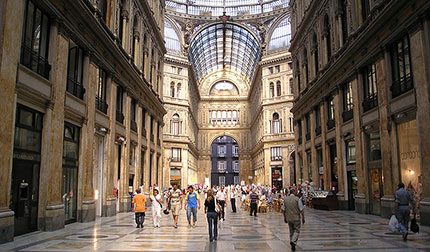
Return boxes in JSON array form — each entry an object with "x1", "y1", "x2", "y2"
[{"x1": 208, "y1": 132, "x2": 242, "y2": 151}]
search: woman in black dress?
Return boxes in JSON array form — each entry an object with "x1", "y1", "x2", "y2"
[{"x1": 204, "y1": 189, "x2": 221, "y2": 242}]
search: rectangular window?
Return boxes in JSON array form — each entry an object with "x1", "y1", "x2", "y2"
[
  {"x1": 233, "y1": 145, "x2": 239, "y2": 157},
  {"x1": 177, "y1": 67, "x2": 182, "y2": 75},
  {"x1": 130, "y1": 99, "x2": 137, "y2": 132},
  {"x1": 362, "y1": 63, "x2": 378, "y2": 112},
  {"x1": 67, "y1": 41, "x2": 85, "y2": 99},
  {"x1": 219, "y1": 176, "x2": 226, "y2": 186},
  {"x1": 95, "y1": 67, "x2": 108, "y2": 114},
  {"x1": 116, "y1": 86, "x2": 124, "y2": 123},
  {"x1": 218, "y1": 145, "x2": 226, "y2": 156},
  {"x1": 289, "y1": 117, "x2": 293, "y2": 133},
  {"x1": 271, "y1": 147, "x2": 282, "y2": 161},
  {"x1": 342, "y1": 82, "x2": 353, "y2": 122},
  {"x1": 129, "y1": 146, "x2": 136, "y2": 166},
  {"x1": 315, "y1": 105, "x2": 321, "y2": 136},
  {"x1": 171, "y1": 66, "x2": 176, "y2": 73},
  {"x1": 171, "y1": 148, "x2": 181, "y2": 162},
  {"x1": 390, "y1": 35, "x2": 413, "y2": 98},
  {"x1": 367, "y1": 132, "x2": 381, "y2": 161},
  {"x1": 233, "y1": 161, "x2": 239, "y2": 173},
  {"x1": 269, "y1": 67, "x2": 273, "y2": 74},
  {"x1": 305, "y1": 114, "x2": 310, "y2": 141},
  {"x1": 327, "y1": 96, "x2": 335, "y2": 130},
  {"x1": 218, "y1": 161, "x2": 226, "y2": 173},
  {"x1": 234, "y1": 176, "x2": 239, "y2": 185},
  {"x1": 275, "y1": 65, "x2": 280, "y2": 73},
  {"x1": 20, "y1": 0, "x2": 51, "y2": 79},
  {"x1": 346, "y1": 138, "x2": 356, "y2": 165},
  {"x1": 297, "y1": 120, "x2": 302, "y2": 144},
  {"x1": 307, "y1": 151, "x2": 312, "y2": 181}
]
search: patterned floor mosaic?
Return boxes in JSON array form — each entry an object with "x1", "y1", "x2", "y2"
[{"x1": 0, "y1": 203, "x2": 429, "y2": 251}]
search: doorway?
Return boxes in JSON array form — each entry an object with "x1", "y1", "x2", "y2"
[
  {"x1": 347, "y1": 170, "x2": 358, "y2": 210},
  {"x1": 94, "y1": 135, "x2": 104, "y2": 217},
  {"x1": 11, "y1": 160, "x2": 40, "y2": 236},
  {"x1": 369, "y1": 168, "x2": 382, "y2": 215},
  {"x1": 272, "y1": 167, "x2": 283, "y2": 189}
]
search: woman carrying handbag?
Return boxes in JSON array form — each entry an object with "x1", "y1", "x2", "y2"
[{"x1": 204, "y1": 189, "x2": 221, "y2": 242}]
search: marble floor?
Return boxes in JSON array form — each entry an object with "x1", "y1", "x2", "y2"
[{"x1": 1, "y1": 204, "x2": 429, "y2": 252}]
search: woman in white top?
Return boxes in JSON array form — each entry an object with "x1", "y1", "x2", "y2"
[{"x1": 150, "y1": 188, "x2": 163, "y2": 227}]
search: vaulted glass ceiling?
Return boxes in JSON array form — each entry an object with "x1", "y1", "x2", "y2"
[
  {"x1": 166, "y1": 0, "x2": 289, "y2": 17},
  {"x1": 188, "y1": 23, "x2": 261, "y2": 82}
]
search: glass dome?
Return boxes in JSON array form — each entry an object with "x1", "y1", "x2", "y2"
[{"x1": 166, "y1": 0, "x2": 289, "y2": 17}]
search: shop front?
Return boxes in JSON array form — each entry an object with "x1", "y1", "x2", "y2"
[
  {"x1": 271, "y1": 167, "x2": 283, "y2": 189},
  {"x1": 10, "y1": 105, "x2": 42, "y2": 236},
  {"x1": 397, "y1": 119, "x2": 422, "y2": 215},
  {"x1": 367, "y1": 132, "x2": 382, "y2": 215},
  {"x1": 170, "y1": 168, "x2": 181, "y2": 188}
]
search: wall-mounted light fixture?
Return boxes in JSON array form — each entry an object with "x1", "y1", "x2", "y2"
[
  {"x1": 364, "y1": 125, "x2": 373, "y2": 131},
  {"x1": 396, "y1": 113, "x2": 406, "y2": 119},
  {"x1": 409, "y1": 170, "x2": 414, "y2": 175}
]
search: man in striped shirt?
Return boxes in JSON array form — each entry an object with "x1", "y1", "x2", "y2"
[{"x1": 250, "y1": 189, "x2": 259, "y2": 217}]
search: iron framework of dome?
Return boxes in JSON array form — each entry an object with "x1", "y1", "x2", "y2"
[
  {"x1": 188, "y1": 22, "x2": 262, "y2": 82},
  {"x1": 166, "y1": 0, "x2": 289, "y2": 17}
]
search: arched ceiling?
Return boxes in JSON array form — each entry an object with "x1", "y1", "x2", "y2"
[{"x1": 188, "y1": 22, "x2": 262, "y2": 83}]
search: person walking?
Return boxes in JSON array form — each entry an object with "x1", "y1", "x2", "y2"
[
  {"x1": 185, "y1": 185, "x2": 200, "y2": 228},
  {"x1": 167, "y1": 183, "x2": 183, "y2": 228},
  {"x1": 393, "y1": 182, "x2": 415, "y2": 241},
  {"x1": 249, "y1": 189, "x2": 259, "y2": 217},
  {"x1": 205, "y1": 189, "x2": 221, "y2": 242},
  {"x1": 132, "y1": 188, "x2": 146, "y2": 228},
  {"x1": 230, "y1": 187, "x2": 237, "y2": 213},
  {"x1": 149, "y1": 187, "x2": 163, "y2": 228},
  {"x1": 216, "y1": 186, "x2": 227, "y2": 220},
  {"x1": 283, "y1": 188, "x2": 305, "y2": 251}
]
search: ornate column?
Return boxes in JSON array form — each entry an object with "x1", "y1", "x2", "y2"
[
  {"x1": 120, "y1": 94, "x2": 132, "y2": 212},
  {"x1": 0, "y1": 0, "x2": 23, "y2": 243}
]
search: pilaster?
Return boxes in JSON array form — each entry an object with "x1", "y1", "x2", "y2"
[
  {"x1": 39, "y1": 21, "x2": 68, "y2": 231},
  {"x1": 0, "y1": 0, "x2": 23, "y2": 243}
]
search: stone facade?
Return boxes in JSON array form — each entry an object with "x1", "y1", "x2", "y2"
[
  {"x1": 0, "y1": 0, "x2": 166, "y2": 243},
  {"x1": 290, "y1": 0, "x2": 430, "y2": 224}
]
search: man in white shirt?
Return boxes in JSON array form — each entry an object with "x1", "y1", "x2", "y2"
[
  {"x1": 230, "y1": 187, "x2": 237, "y2": 213},
  {"x1": 216, "y1": 186, "x2": 227, "y2": 220}
]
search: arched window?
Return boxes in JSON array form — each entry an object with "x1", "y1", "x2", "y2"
[
  {"x1": 268, "y1": 17, "x2": 292, "y2": 53},
  {"x1": 142, "y1": 34, "x2": 147, "y2": 70},
  {"x1": 339, "y1": 0, "x2": 348, "y2": 45},
  {"x1": 324, "y1": 14, "x2": 332, "y2": 61},
  {"x1": 276, "y1": 81, "x2": 282, "y2": 96},
  {"x1": 269, "y1": 82, "x2": 275, "y2": 97},
  {"x1": 313, "y1": 33, "x2": 319, "y2": 75},
  {"x1": 164, "y1": 21, "x2": 182, "y2": 54},
  {"x1": 171, "y1": 114, "x2": 180, "y2": 135},
  {"x1": 177, "y1": 83, "x2": 181, "y2": 97},
  {"x1": 296, "y1": 60, "x2": 301, "y2": 94},
  {"x1": 271, "y1": 113, "x2": 282, "y2": 134},
  {"x1": 131, "y1": 15, "x2": 139, "y2": 62},
  {"x1": 304, "y1": 48, "x2": 309, "y2": 84},
  {"x1": 98, "y1": 0, "x2": 107, "y2": 22},
  {"x1": 118, "y1": 0, "x2": 124, "y2": 44},
  {"x1": 170, "y1": 82, "x2": 175, "y2": 97}
]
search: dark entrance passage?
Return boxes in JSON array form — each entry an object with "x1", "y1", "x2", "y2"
[{"x1": 210, "y1": 136, "x2": 239, "y2": 186}]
